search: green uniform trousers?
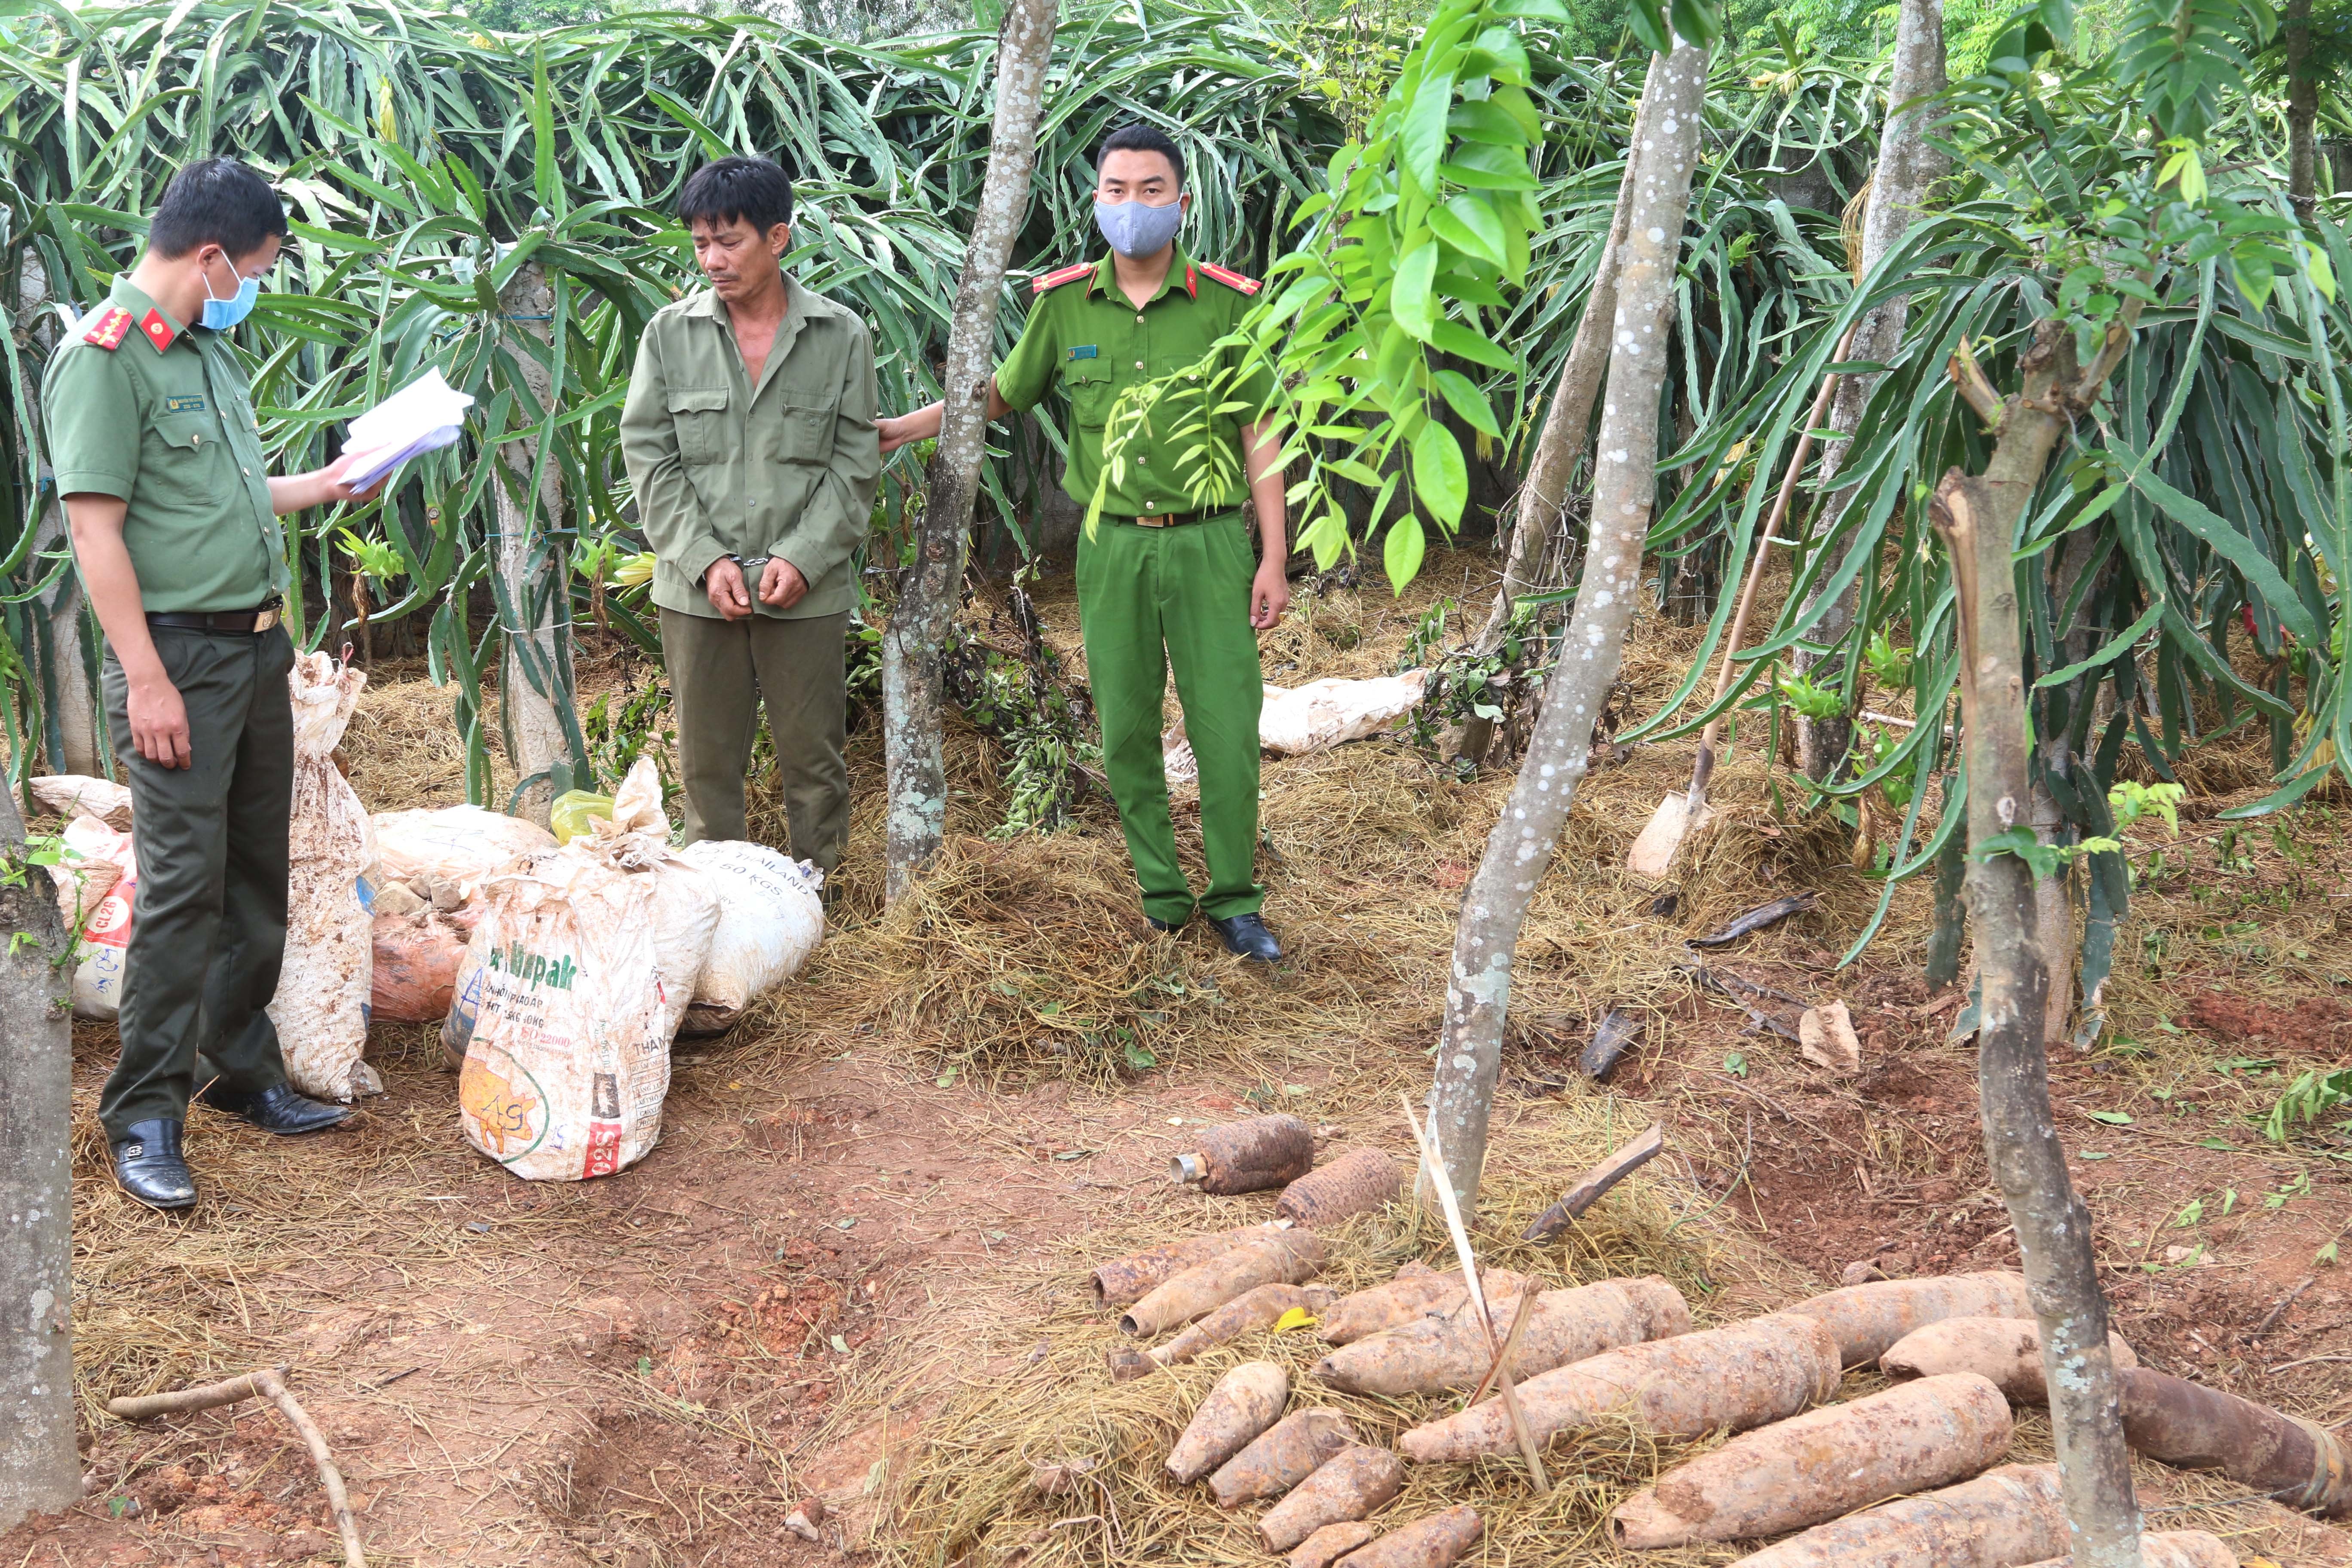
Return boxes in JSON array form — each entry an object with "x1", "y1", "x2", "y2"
[
  {"x1": 99, "y1": 625, "x2": 295, "y2": 1141},
  {"x1": 660, "y1": 606, "x2": 851, "y2": 874},
  {"x1": 1076, "y1": 514, "x2": 1265, "y2": 925}
]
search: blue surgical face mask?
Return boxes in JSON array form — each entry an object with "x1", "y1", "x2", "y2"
[
  {"x1": 1094, "y1": 196, "x2": 1185, "y2": 260},
  {"x1": 199, "y1": 252, "x2": 260, "y2": 331}
]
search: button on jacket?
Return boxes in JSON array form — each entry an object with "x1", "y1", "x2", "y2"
[
  {"x1": 994, "y1": 245, "x2": 1271, "y2": 518},
  {"x1": 43, "y1": 279, "x2": 289, "y2": 612},
  {"x1": 620, "y1": 278, "x2": 881, "y2": 620}
]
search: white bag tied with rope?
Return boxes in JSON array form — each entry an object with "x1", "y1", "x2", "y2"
[
  {"x1": 270, "y1": 652, "x2": 380, "y2": 1102},
  {"x1": 678, "y1": 839, "x2": 824, "y2": 1028},
  {"x1": 1162, "y1": 670, "x2": 1431, "y2": 793},
  {"x1": 446, "y1": 758, "x2": 720, "y2": 1181}
]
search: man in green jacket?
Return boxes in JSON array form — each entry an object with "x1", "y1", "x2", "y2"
[
  {"x1": 46, "y1": 157, "x2": 383, "y2": 1209},
  {"x1": 878, "y1": 122, "x2": 1290, "y2": 962},
  {"x1": 620, "y1": 156, "x2": 880, "y2": 877}
]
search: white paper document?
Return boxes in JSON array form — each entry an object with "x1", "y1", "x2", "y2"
[{"x1": 340, "y1": 368, "x2": 476, "y2": 490}]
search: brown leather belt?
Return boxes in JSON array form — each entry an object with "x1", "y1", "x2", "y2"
[
  {"x1": 146, "y1": 603, "x2": 281, "y2": 634},
  {"x1": 1124, "y1": 510, "x2": 1210, "y2": 528}
]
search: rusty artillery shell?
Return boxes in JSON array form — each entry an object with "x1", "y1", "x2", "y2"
[
  {"x1": 1111, "y1": 1282, "x2": 1336, "y2": 1381},
  {"x1": 1289, "y1": 1522, "x2": 1378, "y2": 1568},
  {"x1": 1317, "y1": 1275, "x2": 1689, "y2": 1397},
  {"x1": 1725, "y1": 1461, "x2": 2067, "y2": 1567},
  {"x1": 1782, "y1": 1269, "x2": 2031, "y2": 1367},
  {"x1": 1611, "y1": 1373, "x2": 2013, "y2": 1548},
  {"x1": 1277, "y1": 1148, "x2": 1404, "y2": 1227},
  {"x1": 1881, "y1": 1315, "x2": 2137, "y2": 1404},
  {"x1": 1318, "y1": 1266, "x2": 1533, "y2": 1346},
  {"x1": 1121, "y1": 1231, "x2": 1326, "y2": 1339},
  {"x1": 1259, "y1": 1445, "x2": 1406, "y2": 1552},
  {"x1": 1399, "y1": 1311, "x2": 1839, "y2": 1464},
  {"x1": 1207, "y1": 1407, "x2": 1359, "y2": 1508},
  {"x1": 2119, "y1": 1366, "x2": 2352, "y2": 1516},
  {"x1": 1166, "y1": 1361, "x2": 1288, "y2": 1485},
  {"x1": 2017, "y1": 1531, "x2": 2236, "y2": 1568},
  {"x1": 1334, "y1": 1505, "x2": 1484, "y2": 1568},
  {"x1": 1171, "y1": 1114, "x2": 1316, "y2": 1194},
  {"x1": 1090, "y1": 1222, "x2": 1291, "y2": 1308}
]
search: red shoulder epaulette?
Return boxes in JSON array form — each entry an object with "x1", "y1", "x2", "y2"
[
  {"x1": 80, "y1": 306, "x2": 134, "y2": 351},
  {"x1": 1031, "y1": 261, "x2": 1096, "y2": 295},
  {"x1": 1197, "y1": 261, "x2": 1262, "y2": 296}
]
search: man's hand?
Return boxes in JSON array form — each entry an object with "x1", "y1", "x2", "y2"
[
  {"x1": 1250, "y1": 558, "x2": 1291, "y2": 631},
  {"x1": 875, "y1": 413, "x2": 926, "y2": 456},
  {"x1": 758, "y1": 557, "x2": 809, "y2": 611},
  {"x1": 705, "y1": 557, "x2": 754, "y2": 620},
  {"x1": 128, "y1": 669, "x2": 192, "y2": 769},
  {"x1": 319, "y1": 450, "x2": 391, "y2": 505}
]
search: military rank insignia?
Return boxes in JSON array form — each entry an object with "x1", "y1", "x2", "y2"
[
  {"x1": 80, "y1": 306, "x2": 134, "y2": 351},
  {"x1": 138, "y1": 310, "x2": 178, "y2": 352}
]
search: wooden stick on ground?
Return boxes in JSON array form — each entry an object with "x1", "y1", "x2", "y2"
[
  {"x1": 1522, "y1": 1122, "x2": 1667, "y2": 1243},
  {"x1": 1400, "y1": 1094, "x2": 1550, "y2": 1495},
  {"x1": 109, "y1": 1366, "x2": 368, "y2": 1567}
]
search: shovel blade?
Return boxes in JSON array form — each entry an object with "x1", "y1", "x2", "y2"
[{"x1": 1626, "y1": 792, "x2": 1715, "y2": 879}]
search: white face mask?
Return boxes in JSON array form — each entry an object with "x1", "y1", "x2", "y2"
[{"x1": 1094, "y1": 197, "x2": 1184, "y2": 259}]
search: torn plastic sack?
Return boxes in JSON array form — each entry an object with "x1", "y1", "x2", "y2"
[
  {"x1": 46, "y1": 814, "x2": 138, "y2": 1020},
  {"x1": 444, "y1": 758, "x2": 718, "y2": 1180},
  {"x1": 371, "y1": 804, "x2": 554, "y2": 897},
  {"x1": 677, "y1": 839, "x2": 824, "y2": 1033},
  {"x1": 31, "y1": 774, "x2": 133, "y2": 830},
  {"x1": 1257, "y1": 671, "x2": 1430, "y2": 755},
  {"x1": 269, "y1": 652, "x2": 381, "y2": 1102}
]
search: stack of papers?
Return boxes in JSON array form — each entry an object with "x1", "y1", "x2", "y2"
[{"x1": 340, "y1": 368, "x2": 476, "y2": 490}]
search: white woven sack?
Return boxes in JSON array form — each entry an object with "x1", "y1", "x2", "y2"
[
  {"x1": 270, "y1": 652, "x2": 380, "y2": 1101},
  {"x1": 1257, "y1": 670, "x2": 1430, "y2": 755},
  {"x1": 371, "y1": 804, "x2": 555, "y2": 898},
  {"x1": 678, "y1": 840, "x2": 824, "y2": 1012},
  {"x1": 445, "y1": 807, "x2": 719, "y2": 1182}
]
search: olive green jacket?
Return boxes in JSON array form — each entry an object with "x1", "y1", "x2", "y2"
[
  {"x1": 44, "y1": 278, "x2": 289, "y2": 613},
  {"x1": 620, "y1": 277, "x2": 880, "y2": 620}
]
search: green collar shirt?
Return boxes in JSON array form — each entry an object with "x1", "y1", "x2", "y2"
[
  {"x1": 994, "y1": 245, "x2": 1271, "y2": 518},
  {"x1": 619, "y1": 275, "x2": 881, "y2": 620},
  {"x1": 43, "y1": 278, "x2": 288, "y2": 613}
]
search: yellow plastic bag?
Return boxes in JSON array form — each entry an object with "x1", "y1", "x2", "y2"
[{"x1": 548, "y1": 789, "x2": 614, "y2": 845}]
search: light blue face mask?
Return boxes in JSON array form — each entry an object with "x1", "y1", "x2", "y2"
[
  {"x1": 199, "y1": 254, "x2": 260, "y2": 331},
  {"x1": 1094, "y1": 197, "x2": 1185, "y2": 260}
]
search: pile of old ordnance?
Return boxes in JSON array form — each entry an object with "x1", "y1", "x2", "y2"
[{"x1": 1054, "y1": 1114, "x2": 2349, "y2": 1568}]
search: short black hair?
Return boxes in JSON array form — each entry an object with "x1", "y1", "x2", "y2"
[
  {"x1": 147, "y1": 157, "x2": 288, "y2": 261},
  {"x1": 677, "y1": 156, "x2": 794, "y2": 234},
  {"x1": 1096, "y1": 123, "x2": 1185, "y2": 189}
]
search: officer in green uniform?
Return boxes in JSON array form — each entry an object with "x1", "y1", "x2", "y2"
[
  {"x1": 46, "y1": 158, "x2": 383, "y2": 1209},
  {"x1": 621, "y1": 156, "x2": 880, "y2": 876},
  {"x1": 879, "y1": 123, "x2": 1292, "y2": 961}
]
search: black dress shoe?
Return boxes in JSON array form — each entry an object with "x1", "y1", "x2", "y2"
[
  {"x1": 1210, "y1": 912, "x2": 1283, "y2": 963},
  {"x1": 112, "y1": 1121, "x2": 197, "y2": 1210},
  {"x1": 196, "y1": 1081, "x2": 352, "y2": 1135}
]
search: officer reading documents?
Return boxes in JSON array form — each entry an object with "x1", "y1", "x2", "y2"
[
  {"x1": 621, "y1": 156, "x2": 881, "y2": 878},
  {"x1": 877, "y1": 123, "x2": 1291, "y2": 961},
  {"x1": 46, "y1": 158, "x2": 385, "y2": 1209}
]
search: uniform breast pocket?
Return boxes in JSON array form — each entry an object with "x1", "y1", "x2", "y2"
[
  {"x1": 768, "y1": 391, "x2": 835, "y2": 465},
  {"x1": 1062, "y1": 370, "x2": 1113, "y2": 429},
  {"x1": 665, "y1": 388, "x2": 732, "y2": 465},
  {"x1": 150, "y1": 413, "x2": 226, "y2": 491}
]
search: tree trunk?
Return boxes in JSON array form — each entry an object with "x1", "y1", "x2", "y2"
[
  {"x1": 1933, "y1": 319, "x2": 2143, "y2": 1568},
  {"x1": 494, "y1": 262, "x2": 573, "y2": 825},
  {"x1": 18, "y1": 253, "x2": 102, "y2": 776},
  {"x1": 1423, "y1": 40, "x2": 1709, "y2": 1217},
  {"x1": 880, "y1": 0, "x2": 1058, "y2": 899},
  {"x1": 1456, "y1": 71, "x2": 1659, "y2": 765},
  {"x1": 0, "y1": 787, "x2": 79, "y2": 1528},
  {"x1": 1793, "y1": 0, "x2": 1948, "y2": 782},
  {"x1": 2286, "y1": 0, "x2": 2318, "y2": 217},
  {"x1": 2035, "y1": 524, "x2": 2101, "y2": 1045}
]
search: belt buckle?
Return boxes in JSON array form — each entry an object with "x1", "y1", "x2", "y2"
[
  {"x1": 1134, "y1": 513, "x2": 1169, "y2": 529},
  {"x1": 253, "y1": 607, "x2": 279, "y2": 633}
]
